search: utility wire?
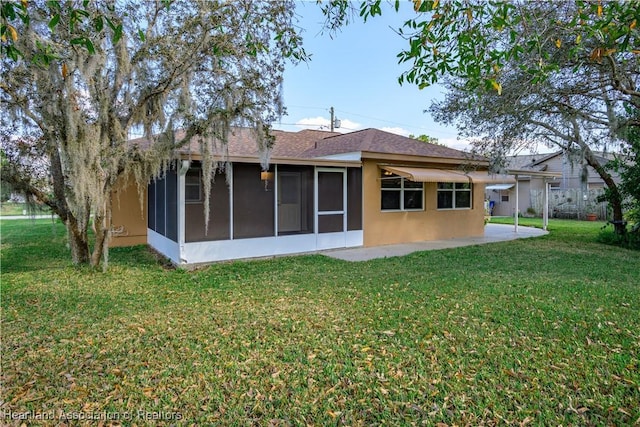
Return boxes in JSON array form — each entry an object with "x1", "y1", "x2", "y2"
[{"x1": 334, "y1": 108, "x2": 459, "y2": 136}]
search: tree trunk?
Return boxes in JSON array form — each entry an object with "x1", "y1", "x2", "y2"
[
  {"x1": 67, "y1": 214, "x2": 90, "y2": 264},
  {"x1": 91, "y1": 194, "x2": 112, "y2": 270},
  {"x1": 583, "y1": 147, "x2": 626, "y2": 235}
]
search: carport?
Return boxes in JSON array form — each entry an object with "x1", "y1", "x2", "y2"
[{"x1": 506, "y1": 169, "x2": 560, "y2": 232}]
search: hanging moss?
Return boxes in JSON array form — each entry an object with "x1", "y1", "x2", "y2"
[{"x1": 2, "y1": 0, "x2": 306, "y2": 268}]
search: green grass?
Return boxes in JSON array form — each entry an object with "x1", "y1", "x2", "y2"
[
  {"x1": 1, "y1": 219, "x2": 639, "y2": 425},
  {"x1": 0, "y1": 202, "x2": 52, "y2": 217}
]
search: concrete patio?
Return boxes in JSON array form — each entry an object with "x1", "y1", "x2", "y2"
[{"x1": 322, "y1": 223, "x2": 548, "y2": 262}]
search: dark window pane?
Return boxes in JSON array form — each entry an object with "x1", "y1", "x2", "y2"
[
  {"x1": 318, "y1": 171, "x2": 343, "y2": 212},
  {"x1": 456, "y1": 190, "x2": 471, "y2": 208},
  {"x1": 318, "y1": 214, "x2": 343, "y2": 233},
  {"x1": 381, "y1": 190, "x2": 401, "y2": 210},
  {"x1": 456, "y1": 182, "x2": 471, "y2": 190},
  {"x1": 404, "y1": 180, "x2": 423, "y2": 189},
  {"x1": 437, "y1": 191, "x2": 453, "y2": 209},
  {"x1": 438, "y1": 182, "x2": 453, "y2": 190},
  {"x1": 381, "y1": 176, "x2": 402, "y2": 188},
  {"x1": 404, "y1": 190, "x2": 423, "y2": 210}
]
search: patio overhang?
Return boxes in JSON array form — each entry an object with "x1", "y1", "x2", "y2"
[
  {"x1": 381, "y1": 166, "x2": 469, "y2": 183},
  {"x1": 486, "y1": 183, "x2": 515, "y2": 191},
  {"x1": 381, "y1": 166, "x2": 516, "y2": 184}
]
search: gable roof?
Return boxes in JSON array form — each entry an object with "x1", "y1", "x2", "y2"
[{"x1": 130, "y1": 127, "x2": 476, "y2": 163}]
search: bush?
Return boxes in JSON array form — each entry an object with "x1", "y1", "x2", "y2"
[{"x1": 598, "y1": 222, "x2": 640, "y2": 250}]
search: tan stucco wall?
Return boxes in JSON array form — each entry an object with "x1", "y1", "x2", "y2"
[
  {"x1": 110, "y1": 174, "x2": 147, "y2": 247},
  {"x1": 362, "y1": 159, "x2": 485, "y2": 247}
]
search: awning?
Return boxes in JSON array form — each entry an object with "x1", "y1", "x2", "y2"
[
  {"x1": 464, "y1": 171, "x2": 516, "y2": 184},
  {"x1": 381, "y1": 166, "x2": 516, "y2": 184},
  {"x1": 381, "y1": 166, "x2": 469, "y2": 183},
  {"x1": 486, "y1": 184, "x2": 515, "y2": 190}
]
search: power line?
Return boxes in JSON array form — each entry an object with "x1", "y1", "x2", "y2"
[
  {"x1": 278, "y1": 105, "x2": 462, "y2": 137},
  {"x1": 334, "y1": 108, "x2": 458, "y2": 135}
]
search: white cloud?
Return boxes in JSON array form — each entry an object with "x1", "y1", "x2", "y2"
[
  {"x1": 380, "y1": 126, "x2": 411, "y2": 137},
  {"x1": 295, "y1": 116, "x2": 329, "y2": 129}
]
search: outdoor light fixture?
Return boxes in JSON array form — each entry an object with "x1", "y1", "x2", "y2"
[{"x1": 261, "y1": 170, "x2": 274, "y2": 191}]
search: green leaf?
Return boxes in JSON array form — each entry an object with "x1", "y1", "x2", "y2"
[
  {"x1": 105, "y1": 17, "x2": 117, "y2": 31},
  {"x1": 2, "y1": 3, "x2": 17, "y2": 20},
  {"x1": 70, "y1": 37, "x2": 85, "y2": 45},
  {"x1": 85, "y1": 39, "x2": 95, "y2": 54},
  {"x1": 74, "y1": 9, "x2": 90, "y2": 19},
  {"x1": 5, "y1": 44, "x2": 21, "y2": 61},
  {"x1": 138, "y1": 29, "x2": 145, "y2": 42},
  {"x1": 94, "y1": 16, "x2": 103, "y2": 32},
  {"x1": 46, "y1": 1, "x2": 61, "y2": 12},
  {"x1": 48, "y1": 14, "x2": 60, "y2": 30},
  {"x1": 113, "y1": 24, "x2": 123, "y2": 44}
]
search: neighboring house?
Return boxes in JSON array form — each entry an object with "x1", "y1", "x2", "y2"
[
  {"x1": 486, "y1": 150, "x2": 619, "y2": 219},
  {"x1": 110, "y1": 128, "x2": 517, "y2": 265}
]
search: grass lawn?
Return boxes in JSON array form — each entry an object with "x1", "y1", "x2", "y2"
[
  {"x1": 1, "y1": 218, "x2": 639, "y2": 425},
  {"x1": 0, "y1": 202, "x2": 52, "y2": 217}
]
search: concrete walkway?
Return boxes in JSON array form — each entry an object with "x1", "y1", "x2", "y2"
[{"x1": 322, "y1": 223, "x2": 548, "y2": 262}]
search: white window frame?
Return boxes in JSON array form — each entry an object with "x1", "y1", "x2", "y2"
[
  {"x1": 380, "y1": 173, "x2": 424, "y2": 212},
  {"x1": 437, "y1": 182, "x2": 472, "y2": 210}
]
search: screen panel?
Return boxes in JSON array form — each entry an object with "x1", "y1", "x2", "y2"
[{"x1": 233, "y1": 163, "x2": 275, "y2": 239}]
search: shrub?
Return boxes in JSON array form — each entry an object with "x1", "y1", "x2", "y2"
[{"x1": 598, "y1": 222, "x2": 640, "y2": 250}]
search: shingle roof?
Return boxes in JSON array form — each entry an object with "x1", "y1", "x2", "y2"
[
  {"x1": 300, "y1": 128, "x2": 473, "y2": 160},
  {"x1": 130, "y1": 127, "x2": 474, "y2": 162}
]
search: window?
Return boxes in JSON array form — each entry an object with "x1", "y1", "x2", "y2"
[
  {"x1": 380, "y1": 171, "x2": 424, "y2": 211},
  {"x1": 437, "y1": 182, "x2": 472, "y2": 209},
  {"x1": 185, "y1": 169, "x2": 201, "y2": 203},
  {"x1": 501, "y1": 194, "x2": 509, "y2": 202}
]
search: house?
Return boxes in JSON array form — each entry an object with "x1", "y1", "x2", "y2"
[
  {"x1": 486, "y1": 150, "x2": 619, "y2": 219},
  {"x1": 110, "y1": 128, "x2": 518, "y2": 265}
]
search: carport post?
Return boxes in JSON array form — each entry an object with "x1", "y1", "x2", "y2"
[
  {"x1": 543, "y1": 180, "x2": 549, "y2": 231},
  {"x1": 514, "y1": 175, "x2": 519, "y2": 233}
]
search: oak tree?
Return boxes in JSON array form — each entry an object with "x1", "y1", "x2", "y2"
[
  {"x1": 1, "y1": 0, "x2": 306, "y2": 268},
  {"x1": 322, "y1": 0, "x2": 639, "y2": 232}
]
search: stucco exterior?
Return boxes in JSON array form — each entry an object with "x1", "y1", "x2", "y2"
[
  {"x1": 110, "y1": 174, "x2": 147, "y2": 247},
  {"x1": 112, "y1": 128, "x2": 505, "y2": 262},
  {"x1": 362, "y1": 159, "x2": 485, "y2": 247}
]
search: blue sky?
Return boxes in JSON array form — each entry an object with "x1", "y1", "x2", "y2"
[{"x1": 273, "y1": 2, "x2": 471, "y2": 151}]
